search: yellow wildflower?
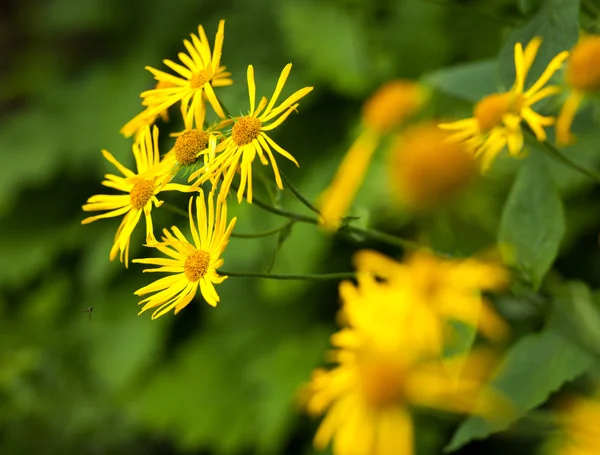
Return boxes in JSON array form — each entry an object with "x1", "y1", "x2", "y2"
[
  {"x1": 354, "y1": 250, "x2": 509, "y2": 344},
  {"x1": 133, "y1": 190, "x2": 236, "y2": 319},
  {"x1": 82, "y1": 126, "x2": 193, "y2": 267},
  {"x1": 121, "y1": 80, "x2": 175, "y2": 141},
  {"x1": 543, "y1": 394, "x2": 600, "y2": 455},
  {"x1": 318, "y1": 80, "x2": 424, "y2": 230},
  {"x1": 304, "y1": 274, "x2": 504, "y2": 455},
  {"x1": 389, "y1": 123, "x2": 476, "y2": 210},
  {"x1": 121, "y1": 20, "x2": 232, "y2": 138},
  {"x1": 557, "y1": 35, "x2": 600, "y2": 145},
  {"x1": 189, "y1": 64, "x2": 313, "y2": 203},
  {"x1": 439, "y1": 37, "x2": 569, "y2": 170}
]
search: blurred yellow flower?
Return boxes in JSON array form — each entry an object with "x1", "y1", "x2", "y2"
[
  {"x1": 318, "y1": 80, "x2": 424, "y2": 230},
  {"x1": 544, "y1": 394, "x2": 600, "y2": 455},
  {"x1": 556, "y1": 35, "x2": 600, "y2": 145},
  {"x1": 81, "y1": 126, "x2": 192, "y2": 267},
  {"x1": 389, "y1": 123, "x2": 476, "y2": 210},
  {"x1": 133, "y1": 190, "x2": 236, "y2": 319},
  {"x1": 189, "y1": 64, "x2": 313, "y2": 203},
  {"x1": 304, "y1": 273, "x2": 503, "y2": 455},
  {"x1": 440, "y1": 37, "x2": 569, "y2": 170},
  {"x1": 354, "y1": 250, "x2": 509, "y2": 345},
  {"x1": 121, "y1": 20, "x2": 232, "y2": 138},
  {"x1": 121, "y1": 80, "x2": 175, "y2": 141}
]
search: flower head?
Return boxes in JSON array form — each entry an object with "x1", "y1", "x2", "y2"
[
  {"x1": 557, "y1": 35, "x2": 600, "y2": 145},
  {"x1": 133, "y1": 190, "x2": 236, "y2": 319},
  {"x1": 189, "y1": 64, "x2": 313, "y2": 203},
  {"x1": 304, "y1": 271, "x2": 505, "y2": 455},
  {"x1": 81, "y1": 126, "x2": 192, "y2": 267},
  {"x1": 440, "y1": 37, "x2": 569, "y2": 170},
  {"x1": 389, "y1": 123, "x2": 476, "y2": 209},
  {"x1": 121, "y1": 20, "x2": 232, "y2": 138}
]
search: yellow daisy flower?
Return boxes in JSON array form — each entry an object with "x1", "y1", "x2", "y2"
[
  {"x1": 318, "y1": 80, "x2": 425, "y2": 230},
  {"x1": 121, "y1": 80, "x2": 175, "y2": 141},
  {"x1": 304, "y1": 275, "x2": 504, "y2": 455},
  {"x1": 81, "y1": 126, "x2": 192, "y2": 267},
  {"x1": 439, "y1": 37, "x2": 569, "y2": 170},
  {"x1": 354, "y1": 250, "x2": 509, "y2": 345},
  {"x1": 133, "y1": 190, "x2": 236, "y2": 319},
  {"x1": 120, "y1": 20, "x2": 232, "y2": 138},
  {"x1": 189, "y1": 64, "x2": 313, "y2": 203},
  {"x1": 557, "y1": 35, "x2": 600, "y2": 145}
]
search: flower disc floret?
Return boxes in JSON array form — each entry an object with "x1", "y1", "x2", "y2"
[
  {"x1": 130, "y1": 179, "x2": 155, "y2": 209},
  {"x1": 174, "y1": 129, "x2": 209, "y2": 165},
  {"x1": 232, "y1": 117, "x2": 262, "y2": 146},
  {"x1": 566, "y1": 36, "x2": 600, "y2": 91},
  {"x1": 184, "y1": 249, "x2": 211, "y2": 281},
  {"x1": 474, "y1": 93, "x2": 522, "y2": 133}
]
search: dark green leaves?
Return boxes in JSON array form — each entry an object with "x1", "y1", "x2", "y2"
[
  {"x1": 499, "y1": 152, "x2": 565, "y2": 289},
  {"x1": 446, "y1": 323, "x2": 593, "y2": 451},
  {"x1": 424, "y1": 59, "x2": 499, "y2": 102}
]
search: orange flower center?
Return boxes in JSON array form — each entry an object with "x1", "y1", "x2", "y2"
[
  {"x1": 567, "y1": 36, "x2": 600, "y2": 91},
  {"x1": 130, "y1": 179, "x2": 155, "y2": 209},
  {"x1": 232, "y1": 117, "x2": 262, "y2": 146},
  {"x1": 190, "y1": 70, "x2": 209, "y2": 89},
  {"x1": 358, "y1": 356, "x2": 405, "y2": 409},
  {"x1": 184, "y1": 249, "x2": 211, "y2": 281},
  {"x1": 174, "y1": 129, "x2": 210, "y2": 165},
  {"x1": 474, "y1": 92, "x2": 523, "y2": 132}
]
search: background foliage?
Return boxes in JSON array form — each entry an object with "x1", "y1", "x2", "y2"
[{"x1": 2, "y1": 0, "x2": 600, "y2": 453}]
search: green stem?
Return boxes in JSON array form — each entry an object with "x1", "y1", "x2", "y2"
[
  {"x1": 280, "y1": 170, "x2": 322, "y2": 216},
  {"x1": 527, "y1": 131, "x2": 600, "y2": 182},
  {"x1": 220, "y1": 270, "x2": 355, "y2": 281},
  {"x1": 230, "y1": 220, "x2": 295, "y2": 239},
  {"x1": 341, "y1": 225, "x2": 424, "y2": 252},
  {"x1": 162, "y1": 202, "x2": 189, "y2": 218}
]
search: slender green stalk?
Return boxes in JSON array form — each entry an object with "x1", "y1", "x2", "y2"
[
  {"x1": 220, "y1": 270, "x2": 355, "y2": 281},
  {"x1": 280, "y1": 170, "x2": 322, "y2": 216},
  {"x1": 526, "y1": 130, "x2": 600, "y2": 182},
  {"x1": 230, "y1": 220, "x2": 295, "y2": 239},
  {"x1": 342, "y1": 225, "x2": 423, "y2": 251},
  {"x1": 162, "y1": 202, "x2": 189, "y2": 219}
]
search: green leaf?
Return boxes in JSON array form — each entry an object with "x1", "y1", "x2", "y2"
[
  {"x1": 446, "y1": 322, "x2": 593, "y2": 451},
  {"x1": 497, "y1": 0, "x2": 579, "y2": 88},
  {"x1": 498, "y1": 152, "x2": 565, "y2": 288},
  {"x1": 423, "y1": 59, "x2": 499, "y2": 102}
]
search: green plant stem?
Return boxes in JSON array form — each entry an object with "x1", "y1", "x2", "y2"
[
  {"x1": 162, "y1": 202, "x2": 189, "y2": 218},
  {"x1": 280, "y1": 170, "x2": 322, "y2": 216},
  {"x1": 248, "y1": 192, "x2": 319, "y2": 224},
  {"x1": 230, "y1": 220, "x2": 295, "y2": 239},
  {"x1": 526, "y1": 131, "x2": 600, "y2": 182},
  {"x1": 220, "y1": 270, "x2": 355, "y2": 281},
  {"x1": 341, "y1": 224, "x2": 424, "y2": 252}
]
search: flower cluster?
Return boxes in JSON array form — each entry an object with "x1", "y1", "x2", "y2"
[
  {"x1": 82, "y1": 20, "x2": 312, "y2": 318},
  {"x1": 303, "y1": 250, "x2": 509, "y2": 455}
]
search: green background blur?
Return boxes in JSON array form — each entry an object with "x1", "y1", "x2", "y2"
[{"x1": 2, "y1": 0, "x2": 599, "y2": 453}]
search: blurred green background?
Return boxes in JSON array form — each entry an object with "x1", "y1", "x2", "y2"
[{"x1": 2, "y1": 0, "x2": 600, "y2": 453}]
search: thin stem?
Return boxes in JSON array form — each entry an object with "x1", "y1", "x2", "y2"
[
  {"x1": 280, "y1": 170, "x2": 322, "y2": 216},
  {"x1": 162, "y1": 202, "x2": 189, "y2": 218},
  {"x1": 526, "y1": 131, "x2": 600, "y2": 182},
  {"x1": 231, "y1": 220, "x2": 295, "y2": 239},
  {"x1": 342, "y1": 225, "x2": 424, "y2": 251},
  {"x1": 220, "y1": 270, "x2": 356, "y2": 281}
]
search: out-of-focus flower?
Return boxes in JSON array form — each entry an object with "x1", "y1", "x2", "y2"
[
  {"x1": 81, "y1": 126, "x2": 193, "y2": 267},
  {"x1": 304, "y1": 270, "x2": 505, "y2": 455},
  {"x1": 190, "y1": 64, "x2": 313, "y2": 203},
  {"x1": 389, "y1": 123, "x2": 476, "y2": 209},
  {"x1": 557, "y1": 35, "x2": 600, "y2": 145},
  {"x1": 543, "y1": 394, "x2": 600, "y2": 455},
  {"x1": 354, "y1": 250, "x2": 509, "y2": 345},
  {"x1": 133, "y1": 190, "x2": 236, "y2": 319},
  {"x1": 440, "y1": 37, "x2": 569, "y2": 170},
  {"x1": 121, "y1": 20, "x2": 232, "y2": 138},
  {"x1": 318, "y1": 80, "x2": 425, "y2": 230}
]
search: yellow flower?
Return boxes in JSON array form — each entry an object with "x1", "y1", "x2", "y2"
[
  {"x1": 133, "y1": 190, "x2": 236, "y2": 319},
  {"x1": 120, "y1": 20, "x2": 232, "y2": 138},
  {"x1": 121, "y1": 80, "x2": 175, "y2": 141},
  {"x1": 318, "y1": 80, "x2": 425, "y2": 230},
  {"x1": 557, "y1": 35, "x2": 600, "y2": 145},
  {"x1": 544, "y1": 395, "x2": 600, "y2": 455},
  {"x1": 189, "y1": 64, "x2": 313, "y2": 203},
  {"x1": 389, "y1": 123, "x2": 476, "y2": 210},
  {"x1": 304, "y1": 275, "x2": 503, "y2": 455},
  {"x1": 354, "y1": 250, "x2": 509, "y2": 345},
  {"x1": 439, "y1": 37, "x2": 569, "y2": 170},
  {"x1": 82, "y1": 126, "x2": 192, "y2": 267}
]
